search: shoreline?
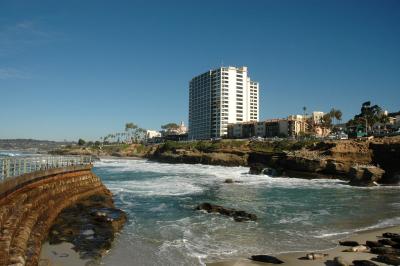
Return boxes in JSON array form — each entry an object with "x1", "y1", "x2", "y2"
[
  {"x1": 38, "y1": 225, "x2": 400, "y2": 266},
  {"x1": 207, "y1": 225, "x2": 400, "y2": 266}
]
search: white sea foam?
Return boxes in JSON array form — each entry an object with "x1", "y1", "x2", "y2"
[{"x1": 105, "y1": 175, "x2": 204, "y2": 197}]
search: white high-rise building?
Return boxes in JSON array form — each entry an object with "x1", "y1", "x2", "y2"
[{"x1": 188, "y1": 66, "x2": 259, "y2": 139}]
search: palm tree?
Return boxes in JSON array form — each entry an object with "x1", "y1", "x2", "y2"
[{"x1": 334, "y1": 109, "x2": 342, "y2": 126}]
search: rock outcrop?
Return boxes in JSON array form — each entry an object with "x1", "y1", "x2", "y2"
[
  {"x1": 348, "y1": 166, "x2": 385, "y2": 186},
  {"x1": 48, "y1": 194, "x2": 127, "y2": 260},
  {"x1": 195, "y1": 202, "x2": 257, "y2": 222}
]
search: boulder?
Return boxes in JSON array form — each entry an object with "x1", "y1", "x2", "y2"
[
  {"x1": 249, "y1": 164, "x2": 265, "y2": 175},
  {"x1": 339, "y1": 240, "x2": 360, "y2": 247},
  {"x1": 250, "y1": 255, "x2": 284, "y2": 264},
  {"x1": 375, "y1": 254, "x2": 400, "y2": 265},
  {"x1": 224, "y1": 179, "x2": 242, "y2": 184},
  {"x1": 349, "y1": 166, "x2": 385, "y2": 186},
  {"x1": 195, "y1": 202, "x2": 257, "y2": 222},
  {"x1": 333, "y1": 256, "x2": 349, "y2": 266}
]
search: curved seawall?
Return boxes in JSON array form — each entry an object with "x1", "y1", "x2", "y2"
[{"x1": 0, "y1": 165, "x2": 112, "y2": 266}]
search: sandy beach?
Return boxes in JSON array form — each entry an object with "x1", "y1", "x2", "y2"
[
  {"x1": 207, "y1": 225, "x2": 400, "y2": 266},
  {"x1": 39, "y1": 242, "x2": 91, "y2": 266}
]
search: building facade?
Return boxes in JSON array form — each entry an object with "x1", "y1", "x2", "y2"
[{"x1": 189, "y1": 66, "x2": 259, "y2": 140}]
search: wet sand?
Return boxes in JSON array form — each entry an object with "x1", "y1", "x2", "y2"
[
  {"x1": 207, "y1": 225, "x2": 400, "y2": 266},
  {"x1": 39, "y1": 242, "x2": 90, "y2": 266}
]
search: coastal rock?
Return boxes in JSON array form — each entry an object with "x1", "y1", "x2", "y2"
[
  {"x1": 305, "y1": 253, "x2": 328, "y2": 260},
  {"x1": 48, "y1": 195, "x2": 127, "y2": 260},
  {"x1": 375, "y1": 254, "x2": 400, "y2": 265},
  {"x1": 333, "y1": 256, "x2": 349, "y2": 266},
  {"x1": 224, "y1": 179, "x2": 242, "y2": 184},
  {"x1": 250, "y1": 255, "x2": 284, "y2": 264},
  {"x1": 352, "y1": 260, "x2": 378, "y2": 266},
  {"x1": 339, "y1": 240, "x2": 360, "y2": 247},
  {"x1": 348, "y1": 166, "x2": 385, "y2": 186},
  {"x1": 195, "y1": 202, "x2": 257, "y2": 222},
  {"x1": 249, "y1": 164, "x2": 265, "y2": 175},
  {"x1": 248, "y1": 163, "x2": 280, "y2": 176},
  {"x1": 370, "y1": 247, "x2": 400, "y2": 255},
  {"x1": 366, "y1": 240, "x2": 384, "y2": 248}
]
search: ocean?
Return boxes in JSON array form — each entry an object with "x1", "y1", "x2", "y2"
[{"x1": 94, "y1": 158, "x2": 400, "y2": 266}]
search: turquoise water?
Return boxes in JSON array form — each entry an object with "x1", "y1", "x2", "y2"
[{"x1": 94, "y1": 158, "x2": 400, "y2": 266}]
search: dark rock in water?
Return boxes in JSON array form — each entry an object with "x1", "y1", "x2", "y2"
[
  {"x1": 370, "y1": 247, "x2": 400, "y2": 255},
  {"x1": 224, "y1": 178, "x2": 243, "y2": 184},
  {"x1": 374, "y1": 254, "x2": 400, "y2": 265},
  {"x1": 195, "y1": 202, "x2": 257, "y2": 222},
  {"x1": 249, "y1": 163, "x2": 265, "y2": 175},
  {"x1": 48, "y1": 194, "x2": 127, "y2": 260},
  {"x1": 249, "y1": 163, "x2": 281, "y2": 176},
  {"x1": 383, "y1": 232, "x2": 400, "y2": 238},
  {"x1": 352, "y1": 260, "x2": 378, "y2": 266},
  {"x1": 250, "y1": 255, "x2": 284, "y2": 264},
  {"x1": 333, "y1": 256, "x2": 349, "y2": 266},
  {"x1": 339, "y1": 240, "x2": 360, "y2": 247},
  {"x1": 366, "y1": 240, "x2": 384, "y2": 248},
  {"x1": 378, "y1": 239, "x2": 397, "y2": 246}
]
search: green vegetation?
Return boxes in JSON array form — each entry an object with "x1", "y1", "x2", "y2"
[
  {"x1": 249, "y1": 139, "x2": 319, "y2": 153},
  {"x1": 161, "y1": 123, "x2": 179, "y2": 130},
  {"x1": 160, "y1": 140, "x2": 248, "y2": 153},
  {"x1": 347, "y1": 101, "x2": 389, "y2": 133},
  {"x1": 78, "y1": 139, "x2": 86, "y2": 146}
]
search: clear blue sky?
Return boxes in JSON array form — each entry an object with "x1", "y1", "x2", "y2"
[{"x1": 1, "y1": 0, "x2": 399, "y2": 141}]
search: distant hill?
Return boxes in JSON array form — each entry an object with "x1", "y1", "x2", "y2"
[{"x1": 0, "y1": 139, "x2": 74, "y2": 152}]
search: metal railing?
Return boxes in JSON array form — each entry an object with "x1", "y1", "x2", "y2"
[{"x1": 0, "y1": 155, "x2": 92, "y2": 181}]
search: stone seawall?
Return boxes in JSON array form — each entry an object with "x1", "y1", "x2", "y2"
[{"x1": 0, "y1": 165, "x2": 112, "y2": 266}]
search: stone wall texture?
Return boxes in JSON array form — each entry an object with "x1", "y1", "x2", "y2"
[{"x1": 0, "y1": 165, "x2": 111, "y2": 266}]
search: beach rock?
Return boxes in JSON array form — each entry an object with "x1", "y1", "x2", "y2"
[
  {"x1": 339, "y1": 240, "x2": 360, "y2": 246},
  {"x1": 333, "y1": 256, "x2": 349, "y2": 266},
  {"x1": 383, "y1": 232, "x2": 400, "y2": 238},
  {"x1": 250, "y1": 255, "x2": 284, "y2": 264},
  {"x1": 224, "y1": 179, "x2": 242, "y2": 184},
  {"x1": 378, "y1": 239, "x2": 397, "y2": 246},
  {"x1": 305, "y1": 253, "x2": 328, "y2": 260},
  {"x1": 48, "y1": 195, "x2": 127, "y2": 260},
  {"x1": 366, "y1": 240, "x2": 384, "y2": 248},
  {"x1": 348, "y1": 165, "x2": 385, "y2": 186},
  {"x1": 375, "y1": 254, "x2": 400, "y2": 265},
  {"x1": 249, "y1": 164, "x2": 265, "y2": 175},
  {"x1": 343, "y1": 245, "x2": 369, "y2": 252},
  {"x1": 370, "y1": 246, "x2": 400, "y2": 255},
  {"x1": 195, "y1": 203, "x2": 257, "y2": 222},
  {"x1": 352, "y1": 260, "x2": 378, "y2": 266}
]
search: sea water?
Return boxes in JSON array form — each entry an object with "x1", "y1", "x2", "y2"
[{"x1": 94, "y1": 158, "x2": 400, "y2": 266}]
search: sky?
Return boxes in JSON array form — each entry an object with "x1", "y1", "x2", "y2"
[{"x1": 0, "y1": 0, "x2": 399, "y2": 141}]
